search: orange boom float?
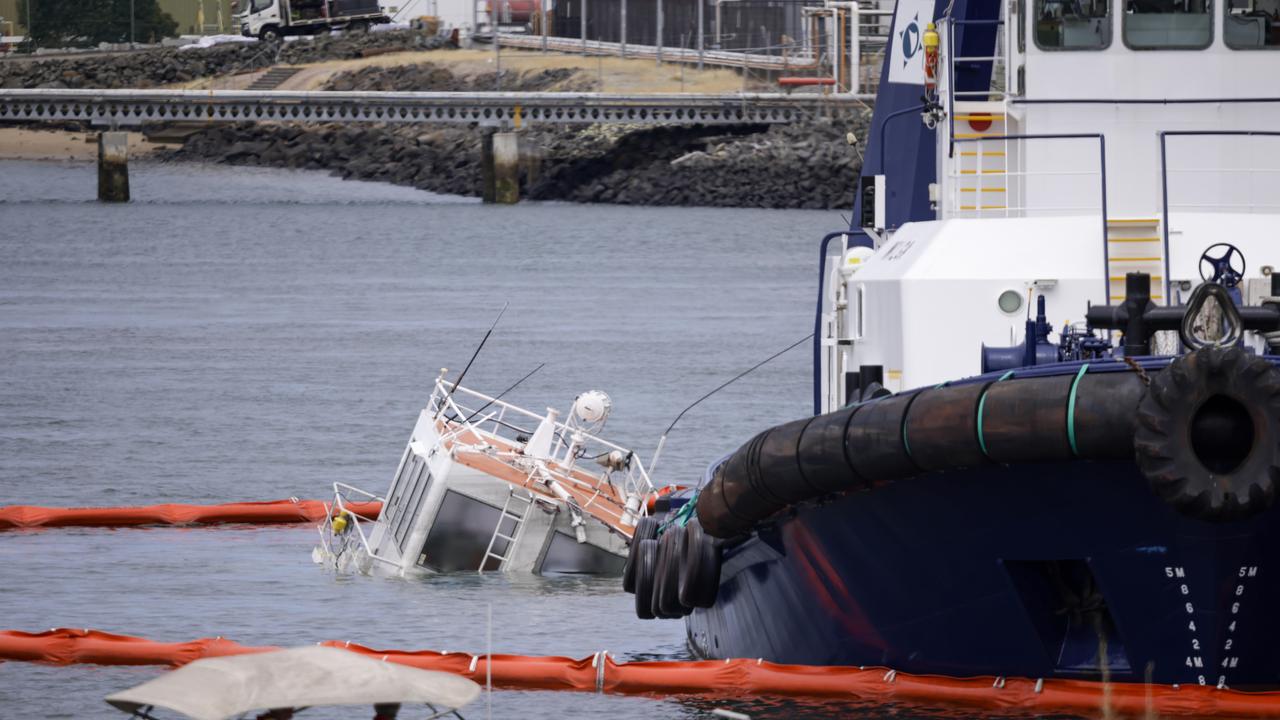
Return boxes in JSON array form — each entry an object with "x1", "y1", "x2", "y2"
[
  {"x1": 5, "y1": 628, "x2": 1280, "y2": 717},
  {"x1": 0, "y1": 499, "x2": 381, "y2": 530}
]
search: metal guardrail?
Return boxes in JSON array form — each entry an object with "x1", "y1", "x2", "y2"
[
  {"x1": 0, "y1": 88, "x2": 866, "y2": 127},
  {"x1": 495, "y1": 32, "x2": 818, "y2": 71}
]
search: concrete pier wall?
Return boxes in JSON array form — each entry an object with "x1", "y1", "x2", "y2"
[{"x1": 97, "y1": 132, "x2": 130, "y2": 203}]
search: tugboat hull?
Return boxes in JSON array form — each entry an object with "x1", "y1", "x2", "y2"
[{"x1": 687, "y1": 459, "x2": 1280, "y2": 687}]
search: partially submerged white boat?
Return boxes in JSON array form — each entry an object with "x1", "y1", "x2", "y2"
[{"x1": 315, "y1": 371, "x2": 662, "y2": 576}]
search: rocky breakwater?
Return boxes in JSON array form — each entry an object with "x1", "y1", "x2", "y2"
[
  {"x1": 159, "y1": 62, "x2": 870, "y2": 209},
  {"x1": 0, "y1": 31, "x2": 451, "y2": 89}
]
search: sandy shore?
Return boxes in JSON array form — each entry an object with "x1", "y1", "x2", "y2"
[
  {"x1": 184, "y1": 47, "x2": 750, "y2": 94},
  {"x1": 0, "y1": 128, "x2": 164, "y2": 161}
]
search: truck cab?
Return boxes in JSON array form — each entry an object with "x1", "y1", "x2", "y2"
[{"x1": 238, "y1": 0, "x2": 388, "y2": 41}]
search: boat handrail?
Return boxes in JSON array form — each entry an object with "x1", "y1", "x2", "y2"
[
  {"x1": 1158, "y1": 130, "x2": 1280, "y2": 308},
  {"x1": 430, "y1": 378, "x2": 658, "y2": 499},
  {"x1": 321, "y1": 482, "x2": 399, "y2": 569},
  {"x1": 940, "y1": 16, "x2": 1007, "y2": 159}
]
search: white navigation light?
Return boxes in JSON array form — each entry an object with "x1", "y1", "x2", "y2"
[{"x1": 573, "y1": 390, "x2": 612, "y2": 425}]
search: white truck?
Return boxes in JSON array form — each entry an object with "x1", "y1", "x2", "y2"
[{"x1": 237, "y1": 0, "x2": 391, "y2": 42}]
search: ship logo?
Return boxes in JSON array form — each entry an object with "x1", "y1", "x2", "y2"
[{"x1": 899, "y1": 13, "x2": 922, "y2": 67}]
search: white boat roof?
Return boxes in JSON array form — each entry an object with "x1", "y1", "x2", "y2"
[{"x1": 105, "y1": 646, "x2": 481, "y2": 720}]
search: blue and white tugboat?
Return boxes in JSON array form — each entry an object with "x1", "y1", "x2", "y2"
[{"x1": 625, "y1": 0, "x2": 1280, "y2": 693}]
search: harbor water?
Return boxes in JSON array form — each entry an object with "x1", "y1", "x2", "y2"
[{"x1": 0, "y1": 160, "x2": 1030, "y2": 719}]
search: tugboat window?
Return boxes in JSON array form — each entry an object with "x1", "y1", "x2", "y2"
[
  {"x1": 998, "y1": 289, "x2": 1024, "y2": 314},
  {"x1": 1224, "y1": 0, "x2": 1280, "y2": 48},
  {"x1": 1035, "y1": 0, "x2": 1113, "y2": 49},
  {"x1": 1124, "y1": 0, "x2": 1214, "y2": 49}
]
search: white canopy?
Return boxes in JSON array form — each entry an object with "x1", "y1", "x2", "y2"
[{"x1": 105, "y1": 646, "x2": 481, "y2": 720}]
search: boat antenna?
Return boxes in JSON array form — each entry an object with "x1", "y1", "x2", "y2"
[
  {"x1": 462, "y1": 362, "x2": 547, "y2": 424},
  {"x1": 649, "y1": 333, "x2": 814, "y2": 478},
  {"x1": 436, "y1": 302, "x2": 508, "y2": 419}
]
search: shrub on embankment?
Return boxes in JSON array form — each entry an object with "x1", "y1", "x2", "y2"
[{"x1": 0, "y1": 31, "x2": 452, "y2": 89}]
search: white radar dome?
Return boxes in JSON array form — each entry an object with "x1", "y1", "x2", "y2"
[{"x1": 573, "y1": 390, "x2": 612, "y2": 425}]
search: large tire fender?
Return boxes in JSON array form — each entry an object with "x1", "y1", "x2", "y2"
[
  {"x1": 622, "y1": 516, "x2": 659, "y2": 594},
  {"x1": 1135, "y1": 346, "x2": 1280, "y2": 522},
  {"x1": 678, "y1": 521, "x2": 722, "y2": 609},
  {"x1": 633, "y1": 539, "x2": 659, "y2": 620}
]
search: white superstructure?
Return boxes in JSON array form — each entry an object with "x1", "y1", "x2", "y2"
[{"x1": 820, "y1": 0, "x2": 1280, "y2": 410}]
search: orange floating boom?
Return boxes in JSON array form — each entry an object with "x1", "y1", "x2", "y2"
[
  {"x1": 6, "y1": 628, "x2": 1280, "y2": 716},
  {"x1": 0, "y1": 499, "x2": 381, "y2": 530}
]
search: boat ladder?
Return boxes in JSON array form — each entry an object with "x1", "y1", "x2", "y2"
[
  {"x1": 479, "y1": 488, "x2": 535, "y2": 573},
  {"x1": 1106, "y1": 217, "x2": 1165, "y2": 302}
]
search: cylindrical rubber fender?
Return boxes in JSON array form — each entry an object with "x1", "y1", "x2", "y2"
[
  {"x1": 1135, "y1": 346, "x2": 1280, "y2": 522},
  {"x1": 846, "y1": 391, "x2": 921, "y2": 484},
  {"x1": 718, "y1": 431, "x2": 786, "y2": 526},
  {"x1": 795, "y1": 404, "x2": 868, "y2": 493},
  {"x1": 652, "y1": 527, "x2": 690, "y2": 619},
  {"x1": 1070, "y1": 370, "x2": 1147, "y2": 460},
  {"x1": 980, "y1": 375, "x2": 1075, "y2": 464},
  {"x1": 695, "y1": 465, "x2": 741, "y2": 539},
  {"x1": 903, "y1": 383, "x2": 991, "y2": 472},
  {"x1": 756, "y1": 417, "x2": 821, "y2": 504},
  {"x1": 622, "y1": 516, "x2": 660, "y2": 594},
  {"x1": 633, "y1": 538, "x2": 659, "y2": 620},
  {"x1": 678, "y1": 521, "x2": 722, "y2": 608}
]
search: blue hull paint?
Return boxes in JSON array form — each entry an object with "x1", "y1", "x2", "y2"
[{"x1": 685, "y1": 460, "x2": 1280, "y2": 687}]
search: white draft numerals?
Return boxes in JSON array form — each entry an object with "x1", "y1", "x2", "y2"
[
  {"x1": 1216, "y1": 565, "x2": 1259, "y2": 687},
  {"x1": 1168, "y1": 566, "x2": 1207, "y2": 684}
]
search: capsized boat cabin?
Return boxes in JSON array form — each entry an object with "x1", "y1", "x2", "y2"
[{"x1": 315, "y1": 374, "x2": 664, "y2": 576}]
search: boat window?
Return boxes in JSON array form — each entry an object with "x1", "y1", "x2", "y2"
[
  {"x1": 539, "y1": 532, "x2": 625, "y2": 575},
  {"x1": 1123, "y1": 0, "x2": 1214, "y2": 49},
  {"x1": 1224, "y1": 0, "x2": 1280, "y2": 48},
  {"x1": 381, "y1": 451, "x2": 417, "y2": 529},
  {"x1": 417, "y1": 491, "x2": 505, "y2": 573},
  {"x1": 391, "y1": 463, "x2": 432, "y2": 552},
  {"x1": 1034, "y1": 0, "x2": 1113, "y2": 49}
]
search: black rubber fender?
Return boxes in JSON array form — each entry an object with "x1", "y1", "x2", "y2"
[
  {"x1": 678, "y1": 521, "x2": 722, "y2": 608},
  {"x1": 981, "y1": 375, "x2": 1075, "y2": 464},
  {"x1": 718, "y1": 431, "x2": 785, "y2": 526},
  {"x1": 622, "y1": 516, "x2": 660, "y2": 594},
  {"x1": 1135, "y1": 346, "x2": 1280, "y2": 522},
  {"x1": 846, "y1": 391, "x2": 921, "y2": 484},
  {"x1": 756, "y1": 417, "x2": 821, "y2": 503},
  {"x1": 695, "y1": 465, "x2": 740, "y2": 539},
  {"x1": 904, "y1": 383, "x2": 991, "y2": 472},
  {"x1": 795, "y1": 404, "x2": 868, "y2": 493},
  {"x1": 652, "y1": 526, "x2": 690, "y2": 618},
  {"x1": 633, "y1": 538, "x2": 658, "y2": 620},
  {"x1": 1070, "y1": 370, "x2": 1147, "y2": 460}
]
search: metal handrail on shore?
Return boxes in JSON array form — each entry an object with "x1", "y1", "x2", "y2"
[{"x1": 0, "y1": 87, "x2": 870, "y2": 127}]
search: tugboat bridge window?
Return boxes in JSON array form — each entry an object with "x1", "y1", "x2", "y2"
[
  {"x1": 1035, "y1": 0, "x2": 1113, "y2": 49},
  {"x1": 1124, "y1": 0, "x2": 1214, "y2": 49},
  {"x1": 1224, "y1": 0, "x2": 1280, "y2": 48}
]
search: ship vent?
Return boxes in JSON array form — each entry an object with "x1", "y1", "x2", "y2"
[{"x1": 1004, "y1": 559, "x2": 1132, "y2": 677}]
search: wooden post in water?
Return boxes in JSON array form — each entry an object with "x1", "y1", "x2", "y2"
[{"x1": 97, "y1": 132, "x2": 130, "y2": 203}]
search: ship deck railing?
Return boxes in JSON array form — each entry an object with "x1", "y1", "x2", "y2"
[
  {"x1": 317, "y1": 481, "x2": 400, "y2": 570},
  {"x1": 429, "y1": 379, "x2": 658, "y2": 510}
]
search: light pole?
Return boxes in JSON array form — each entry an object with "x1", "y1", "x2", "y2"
[{"x1": 130, "y1": 0, "x2": 135, "y2": 46}]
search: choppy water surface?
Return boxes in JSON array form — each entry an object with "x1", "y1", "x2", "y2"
[{"x1": 0, "y1": 161, "x2": 1037, "y2": 720}]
